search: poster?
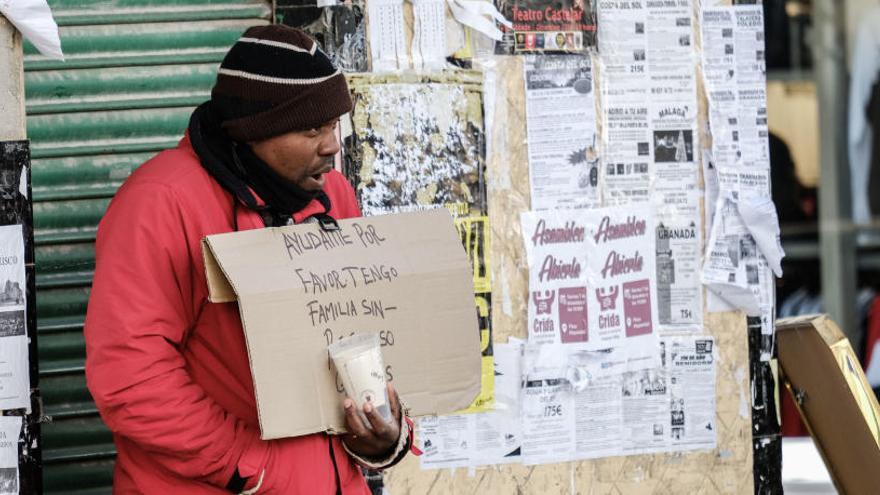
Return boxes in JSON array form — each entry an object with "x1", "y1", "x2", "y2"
[
  {"x1": 0, "y1": 416, "x2": 20, "y2": 495},
  {"x1": 523, "y1": 55, "x2": 599, "y2": 211},
  {"x1": 496, "y1": 0, "x2": 597, "y2": 54},
  {"x1": 597, "y1": 0, "x2": 651, "y2": 203},
  {"x1": 344, "y1": 73, "x2": 494, "y2": 410},
  {"x1": 521, "y1": 206, "x2": 660, "y2": 370},
  {"x1": 419, "y1": 342, "x2": 523, "y2": 469},
  {"x1": 519, "y1": 335, "x2": 716, "y2": 464},
  {"x1": 0, "y1": 225, "x2": 27, "y2": 412}
]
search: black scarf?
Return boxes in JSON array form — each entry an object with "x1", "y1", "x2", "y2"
[{"x1": 188, "y1": 102, "x2": 331, "y2": 227}]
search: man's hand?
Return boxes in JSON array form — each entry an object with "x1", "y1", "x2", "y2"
[{"x1": 341, "y1": 383, "x2": 402, "y2": 459}]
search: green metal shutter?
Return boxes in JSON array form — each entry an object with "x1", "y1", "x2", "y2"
[{"x1": 23, "y1": 2, "x2": 270, "y2": 492}]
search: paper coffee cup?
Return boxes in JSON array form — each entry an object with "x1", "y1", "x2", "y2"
[{"x1": 328, "y1": 333, "x2": 393, "y2": 426}]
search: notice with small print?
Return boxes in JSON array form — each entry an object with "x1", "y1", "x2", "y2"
[
  {"x1": 0, "y1": 225, "x2": 28, "y2": 411},
  {"x1": 0, "y1": 416, "x2": 20, "y2": 495}
]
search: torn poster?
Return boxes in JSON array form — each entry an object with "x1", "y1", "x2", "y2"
[
  {"x1": 366, "y1": 0, "x2": 408, "y2": 71},
  {"x1": 496, "y1": 0, "x2": 597, "y2": 54},
  {"x1": 0, "y1": 225, "x2": 27, "y2": 412},
  {"x1": 344, "y1": 72, "x2": 486, "y2": 217},
  {"x1": 521, "y1": 206, "x2": 660, "y2": 370},
  {"x1": 520, "y1": 335, "x2": 716, "y2": 464},
  {"x1": 701, "y1": 5, "x2": 779, "y2": 360},
  {"x1": 524, "y1": 55, "x2": 599, "y2": 211},
  {"x1": 0, "y1": 416, "x2": 19, "y2": 495},
  {"x1": 419, "y1": 342, "x2": 523, "y2": 469},
  {"x1": 343, "y1": 73, "x2": 494, "y2": 411},
  {"x1": 702, "y1": 193, "x2": 775, "y2": 320},
  {"x1": 278, "y1": 2, "x2": 369, "y2": 73}
]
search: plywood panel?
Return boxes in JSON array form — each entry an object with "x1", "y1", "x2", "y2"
[{"x1": 386, "y1": 56, "x2": 754, "y2": 494}]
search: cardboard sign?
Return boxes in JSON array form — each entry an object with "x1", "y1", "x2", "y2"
[
  {"x1": 203, "y1": 209, "x2": 482, "y2": 439},
  {"x1": 777, "y1": 314, "x2": 880, "y2": 494}
]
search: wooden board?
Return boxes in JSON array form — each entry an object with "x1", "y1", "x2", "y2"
[{"x1": 385, "y1": 55, "x2": 755, "y2": 494}]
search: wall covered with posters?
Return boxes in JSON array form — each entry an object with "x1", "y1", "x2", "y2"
[{"x1": 293, "y1": 0, "x2": 784, "y2": 491}]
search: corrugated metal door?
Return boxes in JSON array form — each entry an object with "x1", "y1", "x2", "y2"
[{"x1": 23, "y1": 1, "x2": 270, "y2": 492}]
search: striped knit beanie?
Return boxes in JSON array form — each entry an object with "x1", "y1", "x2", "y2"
[{"x1": 211, "y1": 25, "x2": 353, "y2": 142}]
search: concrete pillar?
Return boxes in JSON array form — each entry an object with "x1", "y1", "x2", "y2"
[{"x1": 0, "y1": 16, "x2": 25, "y2": 141}]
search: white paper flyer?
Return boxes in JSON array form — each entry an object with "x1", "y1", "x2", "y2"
[
  {"x1": 0, "y1": 225, "x2": 28, "y2": 412},
  {"x1": 521, "y1": 206, "x2": 661, "y2": 369},
  {"x1": 524, "y1": 55, "x2": 600, "y2": 211},
  {"x1": 0, "y1": 416, "x2": 20, "y2": 495}
]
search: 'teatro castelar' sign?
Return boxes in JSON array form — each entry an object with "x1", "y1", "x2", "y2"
[{"x1": 202, "y1": 209, "x2": 481, "y2": 440}]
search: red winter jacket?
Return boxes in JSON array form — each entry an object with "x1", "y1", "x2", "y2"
[{"x1": 84, "y1": 136, "x2": 370, "y2": 494}]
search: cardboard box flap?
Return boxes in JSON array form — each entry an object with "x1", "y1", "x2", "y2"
[
  {"x1": 777, "y1": 314, "x2": 880, "y2": 494},
  {"x1": 202, "y1": 238, "x2": 236, "y2": 303},
  {"x1": 202, "y1": 209, "x2": 482, "y2": 439}
]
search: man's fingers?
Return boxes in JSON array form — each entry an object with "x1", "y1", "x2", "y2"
[
  {"x1": 387, "y1": 383, "x2": 402, "y2": 421},
  {"x1": 363, "y1": 402, "x2": 392, "y2": 438},
  {"x1": 344, "y1": 399, "x2": 372, "y2": 439}
]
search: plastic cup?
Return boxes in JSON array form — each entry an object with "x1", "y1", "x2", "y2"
[{"x1": 328, "y1": 333, "x2": 392, "y2": 427}]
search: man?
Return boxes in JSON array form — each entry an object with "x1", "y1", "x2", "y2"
[{"x1": 84, "y1": 25, "x2": 411, "y2": 494}]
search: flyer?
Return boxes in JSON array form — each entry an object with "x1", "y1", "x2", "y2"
[
  {"x1": 598, "y1": 0, "x2": 651, "y2": 205},
  {"x1": 496, "y1": 0, "x2": 597, "y2": 54},
  {"x1": 655, "y1": 218, "x2": 703, "y2": 332},
  {"x1": 0, "y1": 416, "x2": 19, "y2": 495},
  {"x1": 521, "y1": 206, "x2": 660, "y2": 368},
  {"x1": 521, "y1": 209, "x2": 590, "y2": 345},
  {"x1": 664, "y1": 336, "x2": 717, "y2": 449},
  {"x1": 0, "y1": 225, "x2": 27, "y2": 412},
  {"x1": 419, "y1": 343, "x2": 523, "y2": 469},
  {"x1": 524, "y1": 55, "x2": 600, "y2": 211},
  {"x1": 521, "y1": 364, "x2": 621, "y2": 464}
]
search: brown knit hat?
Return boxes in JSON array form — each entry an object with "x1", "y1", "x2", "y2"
[{"x1": 210, "y1": 25, "x2": 353, "y2": 142}]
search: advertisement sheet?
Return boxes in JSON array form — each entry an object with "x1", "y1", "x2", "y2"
[
  {"x1": 524, "y1": 55, "x2": 600, "y2": 211},
  {"x1": 521, "y1": 206, "x2": 660, "y2": 371},
  {"x1": 0, "y1": 225, "x2": 27, "y2": 412},
  {"x1": 598, "y1": 0, "x2": 651, "y2": 205},
  {"x1": 496, "y1": 0, "x2": 597, "y2": 54},
  {"x1": 0, "y1": 416, "x2": 19, "y2": 495},
  {"x1": 655, "y1": 218, "x2": 703, "y2": 332}
]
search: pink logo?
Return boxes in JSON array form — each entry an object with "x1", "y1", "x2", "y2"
[
  {"x1": 532, "y1": 290, "x2": 555, "y2": 315},
  {"x1": 595, "y1": 286, "x2": 619, "y2": 311}
]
